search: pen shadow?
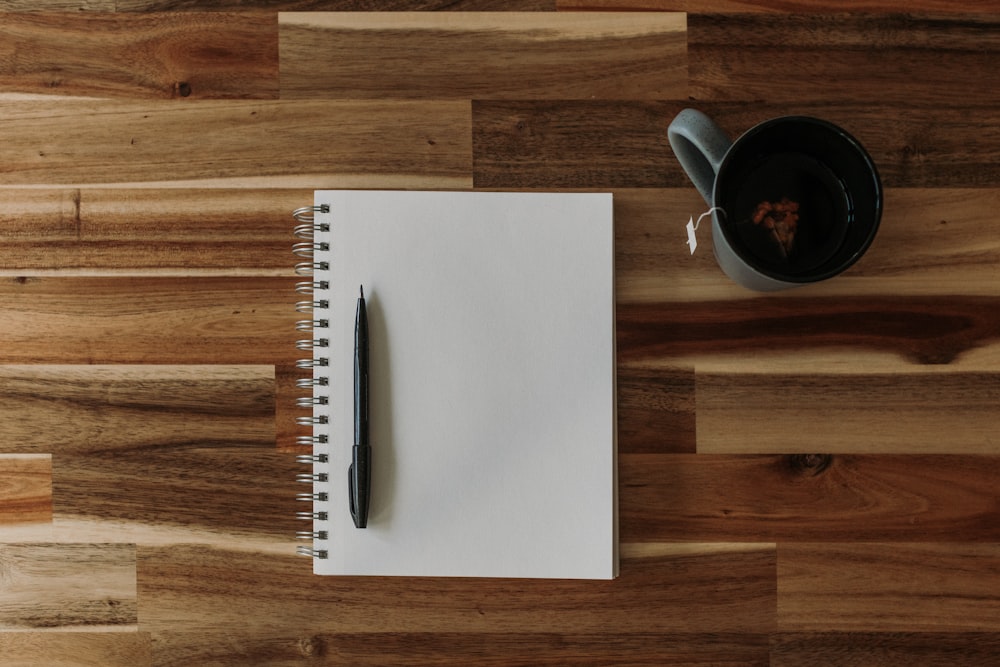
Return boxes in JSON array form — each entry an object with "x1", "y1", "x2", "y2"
[{"x1": 367, "y1": 290, "x2": 395, "y2": 529}]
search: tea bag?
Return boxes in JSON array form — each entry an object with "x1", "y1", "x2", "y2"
[{"x1": 751, "y1": 197, "x2": 799, "y2": 258}]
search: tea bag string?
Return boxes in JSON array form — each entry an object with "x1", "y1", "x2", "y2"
[{"x1": 686, "y1": 206, "x2": 726, "y2": 255}]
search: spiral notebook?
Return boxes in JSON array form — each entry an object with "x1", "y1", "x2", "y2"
[{"x1": 293, "y1": 191, "x2": 617, "y2": 579}]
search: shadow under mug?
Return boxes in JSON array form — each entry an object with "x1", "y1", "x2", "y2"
[{"x1": 667, "y1": 108, "x2": 883, "y2": 291}]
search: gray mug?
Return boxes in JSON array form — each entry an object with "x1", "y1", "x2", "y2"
[{"x1": 668, "y1": 108, "x2": 882, "y2": 291}]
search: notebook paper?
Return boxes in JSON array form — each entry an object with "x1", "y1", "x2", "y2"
[{"x1": 307, "y1": 190, "x2": 617, "y2": 579}]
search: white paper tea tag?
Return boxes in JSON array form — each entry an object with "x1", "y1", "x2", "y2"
[
  {"x1": 685, "y1": 216, "x2": 698, "y2": 254},
  {"x1": 684, "y1": 207, "x2": 725, "y2": 256}
]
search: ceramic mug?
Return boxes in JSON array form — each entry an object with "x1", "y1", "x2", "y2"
[{"x1": 667, "y1": 108, "x2": 882, "y2": 291}]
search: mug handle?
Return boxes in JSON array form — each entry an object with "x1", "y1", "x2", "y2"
[{"x1": 667, "y1": 108, "x2": 733, "y2": 206}]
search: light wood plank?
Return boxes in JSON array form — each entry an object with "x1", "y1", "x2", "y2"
[
  {"x1": 0, "y1": 543, "x2": 136, "y2": 631},
  {"x1": 0, "y1": 633, "x2": 151, "y2": 667},
  {"x1": 613, "y1": 189, "x2": 1000, "y2": 302},
  {"x1": 137, "y1": 543, "x2": 775, "y2": 634},
  {"x1": 779, "y1": 543, "x2": 1000, "y2": 632},
  {"x1": 0, "y1": 277, "x2": 296, "y2": 364},
  {"x1": 0, "y1": 13, "x2": 277, "y2": 99},
  {"x1": 0, "y1": 454, "x2": 52, "y2": 525},
  {"x1": 697, "y1": 365, "x2": 1000, "y2": 454},
  {"x1": 0, "y1": 189, "x2": 310, "y2": 276},
  {"x1": 280, "y1": 12, "x2": 686, "y2": 100},
  {"x1": 621, "y1": 454, "x2": 1000, "y2": 542},
  {"x1": 0, "y1": 99, "x2": 471, "y2": 188}
]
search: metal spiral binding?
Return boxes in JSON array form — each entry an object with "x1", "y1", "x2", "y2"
[{"x1": 294, "y1": 203, "x2": 332, "y2": 561}]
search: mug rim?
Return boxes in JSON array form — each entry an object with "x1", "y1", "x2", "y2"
[{"x1": 713, "y1": 115, "x2": 883, "y2": 284}]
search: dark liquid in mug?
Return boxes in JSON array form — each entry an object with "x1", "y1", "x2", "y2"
[{"x1": 727, "y1": 152, "x2": 852, "y2": 276}]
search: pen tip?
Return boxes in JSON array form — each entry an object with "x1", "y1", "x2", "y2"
[{"x1": 360, "y1": 285, "x2": 364, "y2": 298}]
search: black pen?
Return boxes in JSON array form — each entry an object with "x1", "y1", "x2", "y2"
[{"x1": 349, "y1": 285, "x2": 371, "y2": 528}]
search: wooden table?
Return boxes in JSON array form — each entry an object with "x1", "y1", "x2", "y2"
[{"x1": 1, "y1": 4, "x2": 999, "y2": 665}]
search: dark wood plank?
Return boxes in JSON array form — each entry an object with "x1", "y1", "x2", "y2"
[
  {"x1": 559, "y1": 0, "x2": 1000, "y2": 10},
  {"x1": 690, "y1": 14, "x2": 1000, "y2": 106},
  {"x1": 0, "y1": 13, "x2": 277, "y2": 99},
  {"x1": 279, "y1": 12, "x2": 686, "y2": 99},
  {"x1": 617, "y1": 366, "x2": 696, "y2": 454},
  {"x1": 150, "y1": 631, "x2": 769, "y2": 666},
  {"x1": 772, "y1": 632, "x2": 1000, "y2": 666},
  {"x1": 0, "y1": 543, "x2": 137, "y2": 631},
  {"x1": 0, "y1": 633, "x2": 151, "y2": 667},
  {"x1": 0, "y1": 99, "x2": 471, "y2": 188},
  {"x1": 618, "y1": 296, "x2": 1000, "y2": 366},
  {"x1": 0, "y1": 455, "x2": 52, "y2": 525},
  {"x1": 778, "y1": 543, "x2": 1000, "y2": 631},
  {"x1": 0, "y1": 277, "x2": 296, "y2": 364},
  {"x1": 473, "y1": 101, "x2": 1000, "y2": 188},
  {"x1": 621, "y1": 454, "x2": 1000, "y2": 541},
  {"x1": 137, "y1": 543, "x2": 775, "y2": 634}
]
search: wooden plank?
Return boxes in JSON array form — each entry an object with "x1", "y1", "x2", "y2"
[
  {"x1": 150, "y1": 631, "x2": 769, "y2": 666},
  {"x1": 118, "y1": 0, "x2": 554, "y2": 10},
  {"x1": 0, "y1": 188, "x2": 309, "y2": 276},
  {"x1": 0, "y1": 633, "x2": 151, "y2": 667},
  {"x1": 279, "y1": 12, "x2": 686, "y2": 99},
  {"x1": 690, "y1": 14, "x2": 1000, "y2": 106},
  {"x1": 137, "y1": 543, "x2": 775, "y2": 634},
  {"x1": 772, "y1": 632, "x2": 1000, "y2": 666},
  {"x1": 473, "y1": 101, "x2": 1000, "y2": 188},
  {"x1": 697, "y1": 364, "x2": 1000, "y2": 454},
  {"x1": 0, "y1": 543, "x2": 137, "y2": 631},
  {"x1": 618, "y1": 295, "x2": 1000, "y2": 367},
  {"x1": 609, "y1": 188, "x2": 1000, "y2": 302},
  {"x1": 0, "y1": 99, "x2": 471, "y2": 188},
  {"x1": 621, "y1": 454, "x2": 1000, "y2": 541},
  {"x1": 617, "y1": 366, "x2": 696, "y2": 454},
  {"x1": 558, "y1": 0, "x2": 1000, "y2": 11},
  {"x1": 0, "y1": 277, "x2": 296, "y2": 365},
  {"x1": 0, "y1": 366, "x2": 274, "y2": 455},
  {"x1": 778, "y1": 543, "x2": 1000, "y2": 632},
  {"x1": 0, "y1": 454, "x2": 52, "y2": 525},
  {"x1": 0, "y1": 13, "x2": 277, "y2": 99}
]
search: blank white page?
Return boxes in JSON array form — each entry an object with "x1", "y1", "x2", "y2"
[{"x1": 309, "y1": 190, "x2": 616, "y2": 579}]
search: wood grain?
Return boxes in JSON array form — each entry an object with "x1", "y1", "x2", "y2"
[
  {"x1": 779, "y1": 543, "x2": 1000, "y2": 632},
  {"x1": 771, "y1": 632, "x2": 1000, "y2": 666},
  {"x1": 621, "y1": 454, "x2": 1000, "y2": 541},
  {"x1": 0, "y1": 13, "x2": 277, "y2": 99},
  {"x1": 137, "y1": 543, "x2": 775, "y2": 634},
  {"x1": 0, "y1": 99, "x2": 471, "y2": 188},
  {"x1": 0, "y1": 188, "x2": 309, "y2": 276},
  {"x1": 279, "y1": 12, "x2": 687, "y2": 99},
  {"x1": 0, "y1": 366, "x2": 274, "y2": 455},
  {"x1": 0, "y1": 543, "x2": 137, "y2": 631},
  {"x1": 473, "y1": 101, "x2": 1000, "y2": 188},
  {"x1": 696, "y1": 365, "x2": 1000, "y2": 454},
  {"x1": 0, "y1": 633, "x2": 151, "y2": 667},
  {"x1": 690, "y1": 14, "x2": 1000, "y2": 106},
  {"x1": 559, "y1": 0, "x2": 1000, "y2": 10},
  {"x1": 0, "y1": 454, "x2": 52, "y2": 525},
  {"x1": 150, "y1": 631, "x2": 769, "y2": 666},
  {"x1": 0, "y1": 277, "x2": 296, "y2": 364}
]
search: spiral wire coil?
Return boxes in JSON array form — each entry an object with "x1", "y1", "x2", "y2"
[{"x1": 294, "y1": 204, "x2": 331, "y2": 560}]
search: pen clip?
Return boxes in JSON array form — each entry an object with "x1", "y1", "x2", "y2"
[{"x1": 348, "y1": 463, "x2": 358, "y2": 525}]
